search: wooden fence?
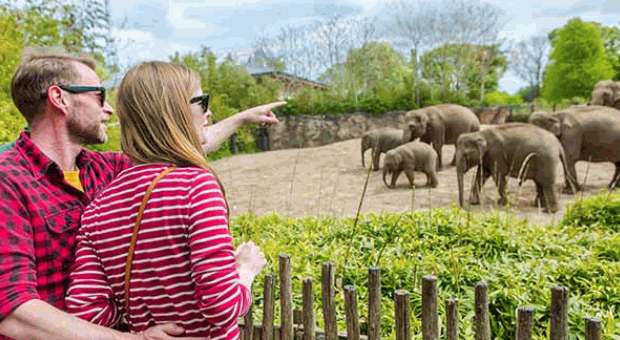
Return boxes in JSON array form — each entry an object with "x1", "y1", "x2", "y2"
[{"x1": 239, "y1": 254, "x2": 604, "y2": 340}]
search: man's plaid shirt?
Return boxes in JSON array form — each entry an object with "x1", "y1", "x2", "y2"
[{"x1": 0, "y1": 131, "x2": 131, "y2": 322}]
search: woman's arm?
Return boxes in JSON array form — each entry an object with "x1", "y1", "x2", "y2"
[
  {"x1": 202, "y1": 101, "x2": 285, "y2": 153},
  {"x1": 65, "y1": 229, "x2": 121, "y2": 327},
  {"x1": 186, "y1": 172, "x2": 252, "y2": 333}
]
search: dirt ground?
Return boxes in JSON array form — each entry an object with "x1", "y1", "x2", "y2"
[{"x1": 211, "y1": 138, "x2": 617, "y2": 225}]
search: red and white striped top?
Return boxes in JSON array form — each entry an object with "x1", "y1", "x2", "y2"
[{"x1": 66, "y1": 164, "x2": 250, "y2": 339}]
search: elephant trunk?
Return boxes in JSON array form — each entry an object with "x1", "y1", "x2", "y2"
[
  {"x1": 456, "y1": 153, "x2": 466, "y2": 207},
  {"x1": 383, "y1": 167, "x2": 390, "y2": 187}
]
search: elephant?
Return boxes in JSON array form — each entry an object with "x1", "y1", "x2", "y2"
[
  {"x1": 361, "y1": 127, "x2": 412, "y2": 170},
  {"x1": 528, "y1": 105, "x2": 620, "y2": 192},
  {"x1": 406, "y1": 104, "x2": 480, "y2": 170},
  {"x1": 382, "y1": 141, "x2": 438, "y2": 189},
  {"x1": 590, "y1": 80, "x2": 620, "y2": 109},
  {"x1": 455, "y1": 123, "x2": 570, "y2": 213}
]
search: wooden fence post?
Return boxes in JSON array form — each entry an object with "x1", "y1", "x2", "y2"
[
  {"x1": 344, "y1": 285, "x2": 361, "y2": 340},
  {"x1": 368, "y1": 267, "x2": 381, "y2": 340},
  {"x1": 516, "y1": 306, "x2": 534, "y2": 340},
  {"x1": 445, "y1": 299, "x2": 458, "y2": 340},
  {"x1": 421, "y1": 276, "x2": 438, "y2": 340},
  {"x1": 244, "y1": 297, "x2": 253, "y2": 340},
  {"x1": 585, "y1": 317, "x2": 601, "y2": 340},
  {"x1": 395, "y1": 290, "x2": 411, "y2": 340},
  {"x1": 474, "y1": 281, "x2": 491, "y2": 340},
  {"x1": 550, "y1": 286, "x2": 569, "y2": 340},
  {"x1": 321, "y1": 263, "x2": 338, "y2": 340},
  {"x1": 263, "y1": 274, "x2": 275, "y2": 340},
  {"x1": 302, "y1": 278, "x2": 315, "y2": 340},
  {"x1": 280, "y1": 254, "x2": 293, "y2": 340}
]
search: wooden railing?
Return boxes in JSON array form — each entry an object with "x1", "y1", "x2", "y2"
[{"x1": 239, "y1": 254, "x2": 603, "y2": 340}]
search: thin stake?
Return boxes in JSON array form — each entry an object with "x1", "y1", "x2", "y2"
[
  {"x1": 368, "y1": 267, "x2": 381, "y2": 340},
  {"x1": 421, "y1": 276, "x2": 438, "y2": 340},
  {"x1": 585, "y1": 317, "x2": 601, "y2": 340},
  {"x1": 446, "y1": 299, "x2": 459, "y2": 340},
  {"x1": 516, "y1": 306, "x2": 534, "y2": 340},
  {"x1": 550, "y1": 286, "x2": 569, "y2": 340},
  {"x1": 279, "y1": 254, "x2": 293, "y2": 340}
]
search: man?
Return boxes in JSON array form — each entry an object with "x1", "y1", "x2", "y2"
[{"x1": 0, "y1": 50, "x2": 284, "y2": 340}]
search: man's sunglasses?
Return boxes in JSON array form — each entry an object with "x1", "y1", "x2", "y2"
[
  {"x1": 58, "y1": 84, "x2": 106, "y2": 107},
  {"x1": 190, "y1": 93, "x2": 210, "y2": 113}
]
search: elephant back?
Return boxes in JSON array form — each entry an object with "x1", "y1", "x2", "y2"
[{"x1": 431, "y1": 104, "x2": 480, "y2": 143}]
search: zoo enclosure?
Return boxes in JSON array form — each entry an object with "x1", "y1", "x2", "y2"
[
  {"x1": 238, "y1": 254, "x2": 603, "y2": 340},
  {"x1": 227, "y1": 103, "x2": 573, "y2": 153}
]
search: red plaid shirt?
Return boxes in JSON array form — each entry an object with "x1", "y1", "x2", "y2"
[{"x1": 0, "y1": 132, "x2": 131, "y2": 324}]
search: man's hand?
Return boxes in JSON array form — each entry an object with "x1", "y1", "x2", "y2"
[
  {"x1": 134, "y1": 323, "x2": 204, "y2": 340},
  {"x1": 240, "y1": 101, "x2": 287, "y2": 127}
]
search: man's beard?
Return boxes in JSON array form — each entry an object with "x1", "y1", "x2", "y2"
[{"x1": 67, "y1": 114, "x2": 107, "y2": 145}]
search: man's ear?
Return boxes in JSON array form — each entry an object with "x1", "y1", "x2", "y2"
[{"x1": 46, "y1": 85, "x2": 70, "y2": 115}]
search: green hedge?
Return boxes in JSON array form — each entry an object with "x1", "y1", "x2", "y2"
[{"x1": 231, "y1": 206, "x2": 619, "y2": 339}]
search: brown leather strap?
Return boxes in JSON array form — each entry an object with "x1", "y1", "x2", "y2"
[{"x1": 124, "y1": 165, "x2": 176, "y2": 313}]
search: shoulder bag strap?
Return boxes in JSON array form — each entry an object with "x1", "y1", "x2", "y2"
[{"x1": 124, "y1": 165, "x2": 177, "y2": 313}]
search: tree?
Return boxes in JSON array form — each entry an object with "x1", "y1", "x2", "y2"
[
  {"x1": 420, "y1": 43, "x2": 506, "y2": 104},
  {"x1": 510, "y1": 35, "x2": 549, "y2": 99},
  {"x1": 542, "y1": 18, "x2": 614, "y2": 102},
  {"x1": 321, "y1": 42, "x2": 408, "y2": 100},
  {"x1": 597, "y1": 24, "x2": 620, "y2": 80}
]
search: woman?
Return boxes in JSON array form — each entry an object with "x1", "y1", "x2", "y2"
[{"x1": 66, "y1": 61, "x2": 267, "y2": 338}]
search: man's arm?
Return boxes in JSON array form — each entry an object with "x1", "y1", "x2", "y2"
[
  {"x1": 0, "y1": 300, "x2": 126, "y2": 340},
  {"x1": 202, "y1": 101, "x2": 286, "y2": 153},
  {"x1": 0, "y1": 300, "x2": 199, "y2": 340}
]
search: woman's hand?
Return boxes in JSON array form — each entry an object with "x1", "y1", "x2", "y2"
[
  {"x1": 234, "y1": 241, "x2": 267, "y2": 287},
  {"x1": 240, "y1": 101, "x2": 287, "y2": 127}
]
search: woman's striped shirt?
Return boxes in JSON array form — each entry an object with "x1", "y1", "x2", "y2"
[{"x1": 66, "y1": 164, "x2": 249, "y2": 339}]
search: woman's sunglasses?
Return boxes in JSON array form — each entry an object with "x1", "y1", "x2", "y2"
[{"x1": 190, "y1": 93, "x2": 210, "y2": 113}]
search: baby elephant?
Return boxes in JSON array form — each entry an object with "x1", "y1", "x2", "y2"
[{"x1": 383, "y1": 142, "x2": 439, "y2": 189}]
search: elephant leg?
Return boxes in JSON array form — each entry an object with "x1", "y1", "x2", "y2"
[
  {"x1": 434, "y1": 144, "x2": 443, "y2": 171},
  {"x1": 404, "y1": 170, "x2": 415, "y2": 188},
  {"x1": 391, "y1": 170, "x2": 402, "y2": 188},
  {"x1": 563, "y1": 160, "x2": 581, "y2": 194},
  {"x1": 497, "y1": 175, "x2": 508, "y2": 206},
  {"x1": 608, "y1": 162, "x2": 620, "y2": 189},
  {"x1": 533, "y1": 183, "x2": 546, "y2": 208},
  {"x1": 426, "y1": 171, "x2": 438, "y2": 188},
  {"x1": 542, "y1": 184, "x2": 559, "y2": 213},
  {"x1": 470, "y1": 166, "x2": 490, "y2": 205},
  {"x1": 372, "y1": 149, "x2": 381, "y2": 171},
  {"x1": 449, "y1": 152, "x2": 456, "y2": 167}
]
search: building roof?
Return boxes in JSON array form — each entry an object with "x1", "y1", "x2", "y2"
[{"x1": 247, "y1": 66, "x2": 328, "y2": 89}]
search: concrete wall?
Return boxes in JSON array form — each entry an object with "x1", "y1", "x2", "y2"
[{"x1": 266, "y1": 110, "x2": 410, "y2": 150}]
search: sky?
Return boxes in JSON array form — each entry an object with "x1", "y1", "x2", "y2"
[{"x1": 108, "y1": 0, "x2": 620, "y2": 93}]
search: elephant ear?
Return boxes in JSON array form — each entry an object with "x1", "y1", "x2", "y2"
[
  {"x1": 559, "y1": 113, "x2": 577, "y2": 137},
  {"x1": 549, "y1": 116, "x2": 562, "y2": 137}
]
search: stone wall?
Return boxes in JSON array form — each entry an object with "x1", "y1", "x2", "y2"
[
  {"x1": 263, "y1": 106, "x2": 519, "y2": 150},
  {"x1": 265, "y1": 111, "x2": 411, "y2": 150}
]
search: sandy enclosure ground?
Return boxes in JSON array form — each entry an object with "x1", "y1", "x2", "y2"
[{"x1": 211, "y1": 138, "x2": 616, "y2": 225}]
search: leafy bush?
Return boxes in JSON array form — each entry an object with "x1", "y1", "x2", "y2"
[
  {"x1": 231, "y1": 208, "x2": 619, "y2": 339},
  {"x1": 562, "y1": 191, "x2": 620, "y2": 231}
]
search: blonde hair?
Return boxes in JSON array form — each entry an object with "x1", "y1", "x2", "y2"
[
  {"x1": 11, "y1": 47, "x2": 97, "y2": 123},
  {"x1": 117, "y1": 61, "x2": 210, "y2": 170}
]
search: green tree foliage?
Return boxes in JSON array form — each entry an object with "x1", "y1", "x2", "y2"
[
  {"x1": 0, "y1": 0, "x2": 117, "y2": 144},
  {"x1": 598, "y1": 24, "x2": 620, "y2": 80},
  {"x1": 542, "y1": 18, "x2": 614, "y2": 102},
  {"x1": 483, "y1": 91, "x2": 523, "y2": 105},
  {"x1": 420, "y1": 43, "x2": 507, "y2": 106}
]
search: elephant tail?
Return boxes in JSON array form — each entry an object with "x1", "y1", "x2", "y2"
[
  {"x1": 559, "y1": 147, "x2": 578, "y2": 193},
  {"x1": 517, "y1": 152, "x2": 537, "y2": 186}
]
